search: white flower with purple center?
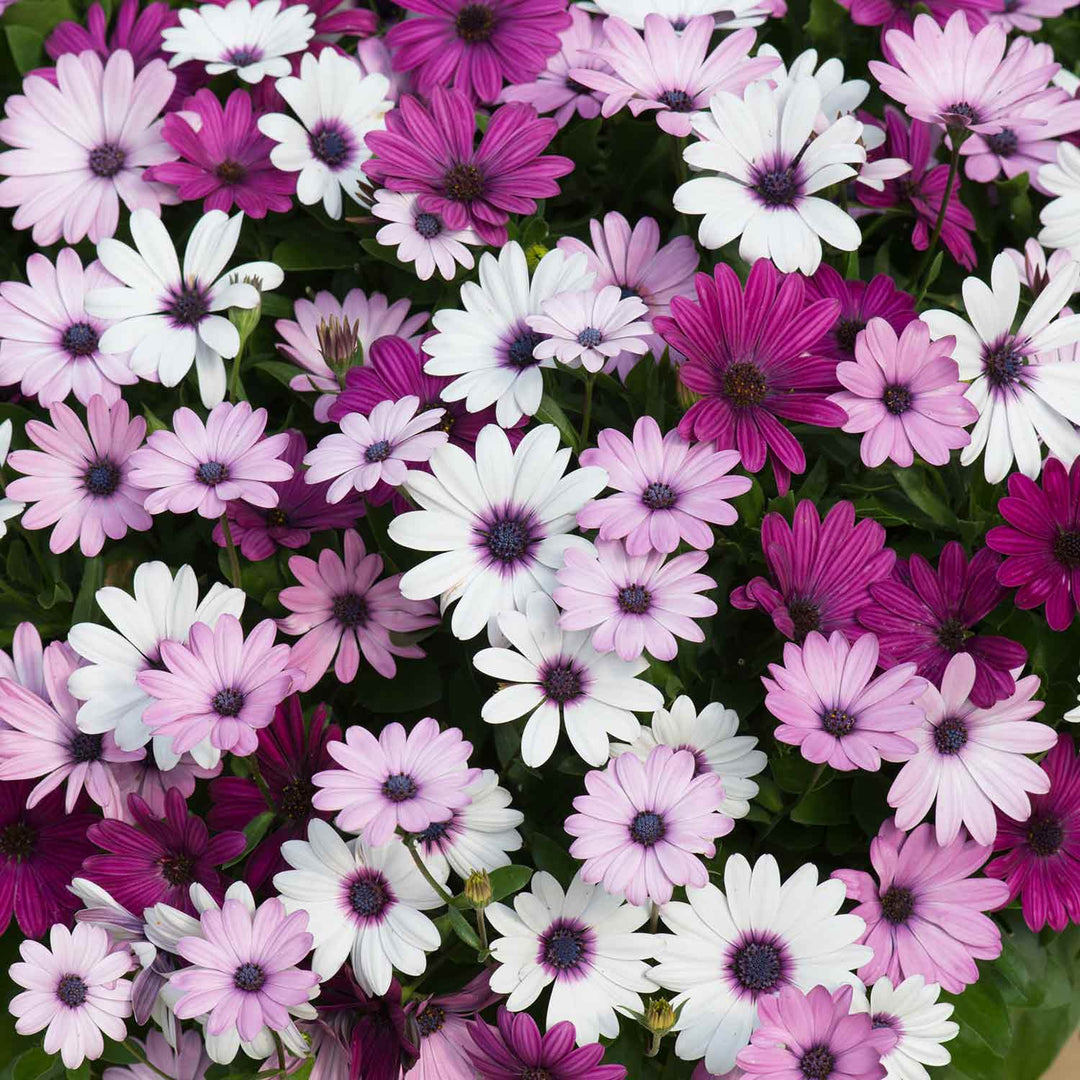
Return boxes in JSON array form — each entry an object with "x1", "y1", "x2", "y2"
[
  {"x1": 372, "y1": 190, "x2": 480, "y2": 282},
  {"x1": 585, "y1": 0, "x2": 774, "y2": 30},
  {"x1": 758, "y1": 46, "x2": 870, "y2": 130},
  {"x1": 0, "y1": 419, "x2": 26, "y2": 540}
]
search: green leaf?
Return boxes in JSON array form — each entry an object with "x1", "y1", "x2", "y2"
[
  {"x1": 890, "y1": 465, "x2": 958, "y2": 528},
  {"x1": 71, "y1": 556, "x2": 104, "y2": 625},
  {"x1": 4, "y1": 25, "x2": 44, "y2": 73},
  {"x1": 254, "y1": 360, "x2": 303, "y2": 390},
  {"x1": 943, "y1": 976, "x2": 1012, "y2": 1057},
  {"x1": 535, "y1": 394, "x2": 579, "y2": 452},
  {"x1": 64, "y1": 1062, "x2": 90, "y2": 1080},
  {"x1": 525, "y1": 830, "x2": 577, "y2": 885},
  {"x1": 223, "y1": 811, "x2": 275, "y2": 868},
  {"x1": 804, "y1": 0, "x2": 846, "y2": 42},
  {"x1": 142, "y1": 405, "x2": 169, "y2": 433},
  {"x1": 6, "y1": 540, "x2": 36, "y2": 590},
  {"x1": 487, "y1": 864, "x2": 533, "y2": 902},
  {"x1": 36, "y1": 580, "x2": 72, "y2": 610},
  {"x1": 790, "y1": 786, "x2": 850, "y2": 826},
  {"x1": 446, "y1": 905, "x2": 483, "y2": 952},
  {"x1": 12, "y1": 1050, "x2": 62, "y2": 1080},
  {"x1": 100, "y1": 1040, "x2": 138, "y2": 1065},
  {"x1": 272, "y1": 236, "x2": 358, "y2": 271}
]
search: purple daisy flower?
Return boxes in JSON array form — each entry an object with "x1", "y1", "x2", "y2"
[
  {"x1": 407, "y1": 970, "x2": 500, "y2": 1080},
  {"x1": 857, "y1": 541, "x2": 1028, "y2": 708},
  {"x1": 655, "y1": 260, "x2": 846, "y2": 495}
]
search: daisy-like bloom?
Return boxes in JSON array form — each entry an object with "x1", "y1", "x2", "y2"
[
  {"x1": 528, "y1": 285, "x2": 650, "y2": 373},
  {"x1": 276, "y1": 288, "x2": 428, "y2": 422},
  {"x1": 128, "y1": 402, "x2": 293, "y2": 520},
  {"x1": 104, "y1": 1030, "x2": 212, "y2": 1080},
  {"x1": 762, "y1": 631, "x2": 925, "y2": 772},
  {"x1": 312, "y1": 717, "x2": 479, "y2": 846},
  {"x1": 569, "y1": 17, "x2": 776, "y2": 137},
  {"x1": 656, "y1": 260, "x2": 846, "y2": 494},
  {"x1": 145, "y1": 89, "x2": 296, "y2": 217},
  {"x1": 258, "y1": 50, "x2": 392, "y2": 220},
  {"x1": 731, "y1": 500, "x2": 896, "y2": 643},
  {"x1": 201, "y1": 0, "x2": 378, "y2": 53},
  {"x1": 887, "y1": 652, "x2": 1056, "y2": 845},
  {"x1": 10, "y1": 922, "x2": 132, "y2": 1069},
  {"x1": 837, "y1": 0, "x2": 996, "y2": 63},
  {"x1": 674, "y1": 79, "x2": 865, "y2": 275},
  {"x1": 408, "y1": 972, "x2": 499, "y2": 1080},
  {"x1": 278, "y1": 529, "x2": 439, "y2": 689},
  {"x1": 1005, "y1": 237, "x2": 1080, "y2": 295},
  {"x1": 757, "y1": 46, "x2": 870, "y2": 129},
  {"x1": 857, "y1": 542, "x2": 1027, "y2": 708},
  {"x1": 273, "y1": 818, "x2": 446, "y2": 993},
  {"x1": 136, "y1": 615, "x2": 297, "y2": 759},
  {"x1": 372, "y1": 190, "x2": 480, "y2": 281},
  {"x1": 586, "y1": 0, "x2": 774, "y2": 28},
  {"x1": 0, "y1": 249, "x2": 137, "y2": 407},
  {"x1": 387, "y1": 0, "x2": 571, "y2": 105},
  {"x1": 486, "y1": 869, "x2": 655, "y2": 1044},
  {"x1": 566, "y1": 744, "x2": 730, "y2": 906},
  {"x1": 388, "y1": 424, "x2": 607, "y2": 640},
  {"x1": 1038, "y1": 143, "x2": 1080, "y2": 257},
  {"x1": 992, "y1": 0, "x2": 1080, "y2": 29},
  {"x1": 828, "y1": 317, "x2": 977, "y2": 468},
  {"x1": 468, "y1": 1008, "x2": 627, "y2": 1080},
  {"x1": 111, "y1": 754, "x2": 221, "y2": 821},
  {"x1": 832, "y1": 818, "x2": 1010, "y2": 994},
  {"x1": 364, "y1": 88, "x2": 573, "y2": 248},
  {"x1": 162, "y1": 0, "x2": 315, "y2": 83},
  {"x1": 555, "y1": 540, "x2": 718, "y2": 662},
  {"x1": 651, "y1": 853, "x2": 872, "y2": 1076},
  {"x1": 423, "y1": 243, "x2": 593, "y2": 427},
  {"x1": 578, "y1": 416, "x2": 751, "y2": 556},
  {"x1": 0, "y1": 50, "x2": 177, "y2": 247},
  {"x1": 85, "y1": 208, "x2": 284, "y2": 407},
  {"x1": 171, "y1": 896, "x2": 320, "y2": 1042},
  {"x1": 921, "y1": 253, "x2": 1080, "y2": 482},
  {"x1": 0, "y1": 420, "x2": 24, "y2": 540}
]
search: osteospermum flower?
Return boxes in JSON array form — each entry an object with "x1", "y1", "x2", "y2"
[
  {"x1": 0, "y1": 50, "x2": 177, "y2": 246},
  {"x1": 85, "y1": 208, "x2": 284, "y2": 407},
  {"x1": 409, "y1": 971, "x2": 499, "y2": 1080},
  {"x1": 888, "y1": 652, "x2": 1056, "y2": 845},
  {"x1": 656, "y1": 260, "x2": 847, "y2": 494},
  {"x1": 555, "y1": 541, "x2": 718, "y2": 662},
  {"x1": 372, "y1": 190, "x2": 480, "y2": 281},
  {"x1": 6, "y1": 396, "x2": 150, "y2": 557},
  {"x1": 832, "y1": 818, "x2": 1010, "y2": 994},
  {"x1": 312, "y1": 717, "x2": 479, "y2": 846},
  {"x1": 588, "y1": 0, "x2": 774, "y2": 27},
  {"x1": 1039, "y1": 142, "x2": 1080, "y2": 256},
  {"x1": 856, "y1": 976, "x2": 959, "y2": 1080},
  {"x1": 1006, "y1": 237, "x2": 1080, "y2": 294},
  {"x1": 103, "y1": 1030, "x2": 212, "y2": 1080},
  {"x1": 278, "y1": 529, "x2": 439, "y2": 688},
  {"x1": 528, "y1": 285, "x2": 650, "y2": 373},
  {"x1": 111, "y1": 754, "x2": 220, "y2": 821},
  {"x1": 128, "y1": 402, "x2": 292, "y2": 520}
]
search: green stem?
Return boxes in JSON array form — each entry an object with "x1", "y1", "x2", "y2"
[
  {"x1": 220, "y1": 512, "x2": 242, "y2": 589},
  {"x1": 228, "y1": 340, "x2": 246, "y2": 404},
  {"x1": 913, "y1": 136, "x2": 963, "y2": 299},
  {"x1": 648, "y1": 901, "x2": 659, "y2": 935},
  {"x1": 475, "y1": 906, "x2": 489, "y2": 952},
  {"x1": 403, "y1": 833, "x2": 456, "y2": 906},
  {"x1": 579, "y1": 373, "x2": 596, "y2": 449},
  {"x1": 859, "y1": 209, "x2": 908, "y2": 246},
  {"x1": 123, "y1": 1040, "x2": 173, "y2": 1080},
  {"x1": 249, "y1": 755, "x2": 276, "y2": 813},
  {"x1": 273, "y1": 1031, "x2": 287, "y2": 1075},
  {"x1": 645, "y1": 1031, "x2": 663, "y2": 1058}
]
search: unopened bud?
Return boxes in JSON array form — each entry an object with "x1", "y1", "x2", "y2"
[
  {"x1": 464, "y1": 868, "x2": 492, "y2": 908},
  {"x1": 644, "y1": 997, "x2": 676, "y2": 1037},
  {"x1": 524, "y1": 243, "x2": 549, "y2": 271},
  {"x1": 228, "y1": 274, "x2": 264, "y2": 342},
  {"x1": 316, "y1": 315, "x2": 362, "y2": 381}
]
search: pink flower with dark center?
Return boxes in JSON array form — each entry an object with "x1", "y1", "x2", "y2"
[
  {"x1": 991, "y1": 0, "x2": 1079, "y2": 30},
  {"x1": 528, "y1": 286, "x2": 651, "y2": 373},
  {"x1": 837, "y1": 0, "x2": 999, "y2": 64},
  {"x1": 110, "y1": 754, "x2": 221, "y2": 821},
  {"x1": 408, "y1": 971, "x2": 500, "y2": 1080}
]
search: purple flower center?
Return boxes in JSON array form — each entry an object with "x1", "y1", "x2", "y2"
[
  {"x1": 212, "y1": 688, "x2": 245, "y2": 717},
  {"x1": 443, "y1": 163, "x2": 486, "y2": 203},
  {"x1": 642, "y1": 482, "x2": 678, "y2": 510},
  {"x1": 56, "y1": 974, "x2": 89, "y2": 1008},
  {"x1": 168, "y1": 285, "x2": 210, "y2": 328},
  {"x1": 943, "y1": 101, "x2": 978, "y2": 128},
  {"x1": 89, "y1": 143, "x2": 126, "y2": 178},
  {"x1": 70, "y1": 732, "x2": 104, "y2": 764},
  {"x1": 880, "y1": 885, "x2": 915, "y2": 924},
  {"x1": 674, "y1": 742, "x2": 710, "y2": 777},
  {"x1": 365, "y1": 439, "x2": 392, "y2": 464},
  {"x1": 226, "y1": 46, "x2": 263, "y2": 66},
  {"x1": 985, "y1": 128, "x2": 1018, "y2": 157},
  {"x1": 279, "y1": 779, "x2": 316, "y2": 820},
  {"x1": 883, "y1": 385, "x2": 912, "y2": 415},
  {"x1": 983, "y1": 338, "x2": 1025, "y2": 387},
  {"x1": 542, "y1": 663, "x2": 583, "y2": 704},
  {"x1": 577, "y1": 327, "x2": 603, "y2": 348},
  {"x1": 731, "y1": 939, "x2": 784, "y2": 994},
  {"x1": 310, "y1": 127, "x2": 351, "y2": 169},
  {"x1": 0, "y1": 823, "x2": 35, "y2": 859},
  {"x1": 333, "y1": 593, "x2": 369, "y2": 627},
  {"x1": 616, "y1": 584, "x2": 651, "y2": 614},
  {"x1": 349, "y1": 872, "x2": 391, "y2": 918},
  {"x1": 871, "y1": 1013, "x2": 898, "y2": 1031},
  {"x1": 382, "y1": 773, "x2": 418, "y2": 802},
  {"x1": 84, "y1": 460, "x2": 122, "y2": 497},
  {"x1": 1053, "y1": 530, "x2": 1080, "y2": 569},
  {"x1": 415, "y1": 212, "x2": 442, "y2": 239},
  {"x1": 483, "y1": 516, "x2": 534, "y2": 563},
  {"x1": 455, "y1": 2, "x2": 495, "y2": 41},
  {"x1": 417, "y1": 1004, "x2": 446, "y2": 1036},
  {"x1": 1027, "y1": 814, "x2": 1064, "y2": 857},
  {"x1": 821, "y1": 708, "x2": 856, "y2": 737},
  {"x1": 63, "y1": 322, "x2": 99, "y2": 357},
  {"x1": 265, "y1": 507, "x2": 290, "y2": 528},
  {"x1": 196, "y1": 461, "x2": 229, "y2": 486},
  {"x1": 417, "y1": 818, "x2": 451, "y2": 843},
  {"x1": 566, "y1": 75, "x2": 591, "y2": 95},
  {"x1": 215, "y1": 159, "x2": 248, "y2": 184},
  {"x1": 721, "y1": 361, "x2": 768, "y2": 408},
  {"x1": 159, "y1": 853, "x2": 198, "y2": 886},
  {"x1": 834, "y1": 318, "x2": 864, "y2": 357},
  {"x1": 506, "y1": 329, "x2": 544, "y2": 368},
  {"x1": 752, "y1": 165, "x2": 800, "y2": 207},
  {"x1": 233, "y1": 962, "x2": 266, "y2": 991},
  {"x1": 541, "y1": 924, "x2": 589, "y2": 972},
  {"x1": 787, "y1": 599, "x2": 821, "y2": 643},
  {"x1": 935, "y1": 617, "x2": 968, "y2": 653},
  {"x1": 521, "y1": 1071, "x2": 552, "y2": 1080},
  {"x1": 799, "y1": 1045, "x2": 836, "y2": 1080},
  {"x1": 629, "y1": 810, "x2": 665, "y2": 846},
  {"x1": 933, "y1": 716, "x2": 968, "y2": 755},
  {"x1": 659, "y1": 89, "x2": 694, "y2": 112}
]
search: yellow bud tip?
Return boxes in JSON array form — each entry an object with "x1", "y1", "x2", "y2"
[
  {"x1": 464, "y1": 868, "x2": 492, "y2": 907},
  {"x1": 645, "y1": 997, "x2": 676, "y2": 1036}
]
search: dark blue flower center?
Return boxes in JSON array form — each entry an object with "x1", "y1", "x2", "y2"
[
  {"x1": 881, "y1": 885, "x2": 915, "y2": 924},
  {"x1": 443, "y1": 163, "x2": 485, "y2": 202},
  {"x1": 310, "y1": 128, "x2": 350, "y2": 168},
  {"x1": 227, "y1": 47, "x2": 263, "y2": 67},
  {"x1": 89, "y1": 144, "x2": 125, "y2": 178},
  {"x1": 84, "y1": 460, "x2": 122, "y2": 497},
  {"x1": 788, "y1": 599, "x2": 821, "y2": 643},
  {"x1": 983, "y1": 339, "x2": 1025, "y2": 387},
  {"x1": 382, "y1": 773, "x2": 418, "y2": 803},
  {"x1": 417, "y1": 819, "x2": 451, "y2": 843},
  {"x1": 455, "y1": 2, "x2": 495, "y2": 40},
  {"x1": 577, "y1": 327, "x2": 603, "y2": 348},
  {"x1": 935, "y1": 617, "x2": 968, "y2": 653},
  {"x1": 333, "y1": 593, "x2": 368, "y2": 627},
  {"x1": 617, "y1": 585, "x2": 651, "y2": 614},
  {"x1": 169, "y1": 286, "x2": 210, "y2": 327},
  {"x1": 279, "y1": 779, "x2": 315, "y2": 821},
  {"x1": 417, "y1": 1004, "x2": 446, "y2": 1036},
  {"x1": 506, "y1": 329, "x2": 544, "y2": 368},
  {"x1": 1028, "y1": 815, "x2": 1064, "y2": 857},
  {"x1": 642, "y1": 482, "x2": 677, "y2": 510},
  {"x1": 0, "y1": 823, "x2": 35, "y2": 859},
  {"x1": 1053, "y1": 530, "x2": 1080, "y2": 569},
  {"x1": 985, "y1": 128, "x2": 1018, "y2": 157},
  {"x1": 63, "y1": 322, "x2": 99, "y2": 357},
  {"x1": 159, "y1": 853, "x2": 197, "y2": 886},
  {"x1": 196, "y1": 461, "x2": 229, "y2": 486},
  {"x1": 215, "y1": 158, "x2": 247, "y2": 184},
  {"x1": 834, "y1": 318, "x2": 864, "y2": 357},
  {"x1": 933, "y1": 716, "x2": 968, "y2": 755},
  {"x1": 722, "y1": 360, "x2": 768, "y2": 407},
  {"x1": 800, "y1": 1045, "x2": 836, "y2": 1080},
  {"x1": 732, "y1": 940, "x2": 783, "y2": 993},
  {"x1": 415, "y1": 212, "x2": 442, "y2": 239},
  {"x1": 542, "y1": 925, "x2": 588, "y2": 971},
  {"x1": 821, "y1": 709, "x2": 856, "y2": 737},
  {"x1": 944, "y1": 101, "x2": 978, "y2": 127},
  {"x1": 630, "y1": 811, "x2": 665, "y2": 846},
  {"x1": 70, "y1": 732, "x2": 103, "y2": 763},
  {"x1": 365, "y1": 439, "x2": 392, "y2": 463},
  {"x1": 883, "y1": 385, "x2": 912, "y2": 415},
  {"x1": 753, "y1": 166, "x2": 799, "y2": 206},
  {"x1": 56, "y1": 975, "x2": 89, "y2": 1008},
  {"x1": 233, "y1": 962, "x2": 266, "y2": 991},
  {"x1": 659, "y1": 89, "x2": 694, "y2": 112},
  {"x1": 211, "y1": 688, "x2": 245, "y2": 717},
  {"x1": 542, "y1": 663, "x2": 582, "y2": 704},
  {"x1": 483, "y1": 517, "x2": 533, "y2": 563},
  {"x1": 349, "y1": 874, "x2": 390, "y2": 917}
]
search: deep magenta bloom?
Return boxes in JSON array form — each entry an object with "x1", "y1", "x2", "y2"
[
  {"x1": 857, "y1": 541, "x2": 1027, "y2": 707},
  {"x1": 731, "y1": 500, "x2": 896, "y2": 643},
  {"x1": 83, "y1": 787, "x2": 245, "y2": 915},
  {"x1": 986, "y1": 733, "x2": 1080, "y2": 932},
  {"x1": 364, "y1": 87, "x2": 573, "y2": 246},
  {"x1": 655, "y1": 260, "x2": 846, "y2": 495}
]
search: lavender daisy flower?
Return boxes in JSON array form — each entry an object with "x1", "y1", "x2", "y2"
[
  {"x1": 372, "y1": 191, "x2": 480, "y2": 281},
  {"x1": 409, "y1": 971, "x2": 500, "y2": 1080},
  {"x1": 111, "y1": 754, "x2": 220, "y2": 821},
  {"x1": 587, "y1": 0, "x2": 775, "y2": 29},
  {"x1": 528, "y1": 286, "x2": 650, "y2": 374},
  {"x1": 104, "y1": 1030, "x2": 212, "y2": 1080}
]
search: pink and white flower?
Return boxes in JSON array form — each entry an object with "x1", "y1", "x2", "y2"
[
  {"x1": 372, "y1": 190, "x2": 480, "y2": 281},
  {"x1": 528, "y1": 286, "x2": 650, "y2": 374}
]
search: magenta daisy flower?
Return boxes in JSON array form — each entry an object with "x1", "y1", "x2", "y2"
[
  {"x1": 364, "y1": 87, "x2": 573, "y2": 247},
  {"x1": 986, "y1": 733, "x2": 1080, "y2": 932},
  {"x1": 145, "y1": 89, "x2": 296, "y2": 217},
  {"x1": 832, "y1": 818, "x2": 1010, "y2": 994},
  {"x1": 987, "y1": 456, "x2": 1080, "y2": 631},
  {"x1": 128, "y1": 402, "x2": 293, "y2": 520},
  {"x1": 857, "y1": 541, "x2": 1028, "y2": 708},
  {"x1": 279, "y1": 529, "x2": 440, "y2": 689},
  {"x1": 172, "y1": 896, "x2": 319, "y2": 1042},
  {"x1": 408, "y1": 971, "x2": 500, "y2": 1080},
  {"x1": 137, "y1": 616, "x2": 297, "y2": 758},
  {"x1": 312, "y1": 717, "x2": 480, "y2": 846},
  {"x1": 528, "y1": 286, "x2": 650, "y2": 373},
  {"x1": 566, "y1": 744, "x2": 730, "y2": 906},
  {"x1": 762, "y1": 631, "x2": 925, "y2": 772},
  {"x1": 655, "y1": 260, "x2": 846, "y2": 495},
  {"x1": 578, "y1": 415, "x2": 751, "y2": 556},
  {"x1": 731, "y1": 500, "x2": 896, "y2": 643},
  {"x1": 554, "y1": 540, "x2": 718, "y2": 662},
  {"x1": 386, "y1": 0, "x2": 571, "y2": 105},
  {"x1": 5, "y1": 396, "x2": 150, "y2": 557}
]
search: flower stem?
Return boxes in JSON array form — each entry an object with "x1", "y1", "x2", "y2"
[
  {"x1": 219, "y1": 512, "x2": 242, "y2": 589},
  {"x1": 649, "y1": 901, "x2": 660, "y2": 935},
  {"x1": 229, "y1": 341, "x2": 246, "y2": 404},
  {"x1": 913, "y1": 133, "x2": 964, "y2": 298},
  {"x1": 475, "y1": 906, "x2": 489, "y2": 952},
  {"x1": 579, "y1": 373, "x2": 596, "y2": 449},
  {"x1": 755, "y1": 763, "x2": 828, "y2": 849},
  {"x1": 123, "y1": 1039, "x2": 173, "y2": 1080},
  {"x1": 402, "y1": 833, "x2": 456, "y2": 906},
  {"x1": 273, "y1": 1031, "x2": 287, "y2": 1075},
  {"x1": 645, "y1": 1031, "x2": 663, "y2": 1058}
]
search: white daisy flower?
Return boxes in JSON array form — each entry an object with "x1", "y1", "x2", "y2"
[
  {"x1": 758, "y1": 46, "x2": 869, "y2": 124},
  {"x1": 0, "y1": 419, "x2": 25, "y2": 539},
  {"x1": 675, "y1": 77, "x2": 865, "y2": 275},
  {"x1": 610, "y1": 695, "x2": 767, "y2": 820},
  {"x1": 422, "y1": 241, "x2": 594, "y2": 428},
  {"x1": 85, "y1": 208, "x2": 283, "y2": 407},
  {"x1": 67, "y1": 561, "x2": 245, "y2": 770},
  {"x1": 161, "y1": 0, "x2": 315, "y2": 84},
  {"x1": 474, "y1": 592, "x2": 663, "y2": 767},
  {"x1": 273, "y1": 818, "x2": 446, "y2": 996},
  {"x1": 372, "y1": 190, "x2": 480, "y2": 282},
  {"x1": 486, "y1": 869, "x2": 657, "y2": 1045},
  {"x1": 1066, "y1": 670, "x2": 1080, "y2": 722},
  {"x1": 387, "y1": 424, "x2": 607, "y2": 641},
  {"x1": 651, "y1": 852, "x2": 872, "y2": 1075},
  {"x1": 258, "y1": 49, "x2": 392, "y2": 221},
  {"x1": 584, "y1": 0, "x2": 773, "y2": 30},
  {"x1": 921, "y1": 252, "x2": 1080, "y2": 482},
  {"x1": 1039, "y1": 142, "x2": 1080, "y2": 258}
]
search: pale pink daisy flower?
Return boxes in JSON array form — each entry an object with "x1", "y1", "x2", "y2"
[
  {"x1": 111, "y1": 753, "x2": 221, "y2": 821},
  {"x1": 136, "y1": 615, "x2": 297, "y2": 758},
  {"x1": 9, "y1": 922, "x2": 132, "y2": 1069},
  {"x1": 302, "y1": 395, "x2": 448, "y2": 502},
  {"x1": 0, "y1": 622, "x2": 46, "y2": 698},
  {"x1": 278, "y1": 529, "x2": 440, "y2": 689},
  {"x1": 103, "y1": 1030, "x2": 212, "y2": 1080},
  {"x1": 6, "y1": 396, "x2": 151, "y2": 557},
  {"x1": 762, "y1": 630, "x2": 925, "y2": 773},
  {"x1": 888, "y1": 652, "x2": 1057, "y2": 845},
  {"x1": 832, "y1": 818, "x2": 1010, "y2": 994},
  {"x1": 171, "y1": 896, "x2": 320, "y2": 1042},
  {"x1": 554, "y1": 540, "x2": 718, "y2": 662},
  {"x1": 0, "y1": 50, "x2": 178, "y2": 246},
  {"x1": 1004, "y1": 237, "x2": 1079, "y2": 295},
  {"x1": 128, "y1": 402, "x2": 292, "y2": 520},
  {"x1": 578, "y1": 415, "x2": 752, "y2": 556},
  {"x1": 990, "y1": 0, "x2": 1079, "y2": 33},
  {"x1": 372, "y1": 190, "x2": 480, "y2": 282},
  {"x1": 828, "y1": 317, "x2": 978, "y2": 468},
  {"x1": 565, "y1": 744, "x2": 731, "y2": 906},
  {"x1": 312, "y1": 717, "x2": 480, "y2": 846}
]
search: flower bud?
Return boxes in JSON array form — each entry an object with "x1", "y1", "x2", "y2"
[
  {"x1": 317, "y1": 314, "x2": 362, "y2": 381},
  {"x1": 524, "y1": 243, "x2": 549, "y2": 271},
  {"x1": 228, "y1": 273, "x2": 264, "y2": 343},
  {"x1": 464, "y1": 868, "x2": 492, "y2": 908},
  {"x1": 644, "y1": 997, "x2": 676, "y2": 1037}
]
